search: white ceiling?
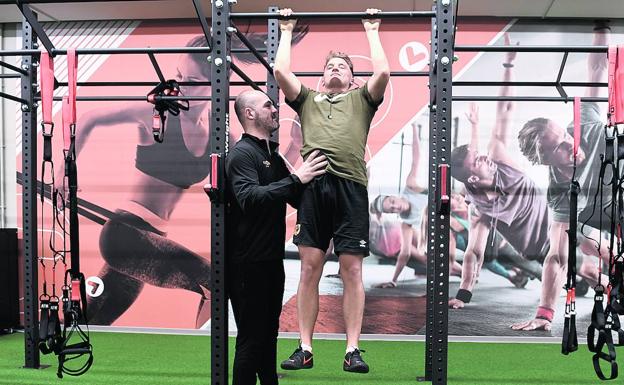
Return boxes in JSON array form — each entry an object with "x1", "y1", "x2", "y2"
[{"x1": 0, "y1": 0, "x2": 622, "y2": 23}]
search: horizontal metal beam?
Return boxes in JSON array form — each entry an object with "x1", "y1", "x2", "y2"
[
  {"x1": 230, "y1": 11, "x2": 435, "y2": 20},
  {"x1": 0, "y1": 47, "x2": 261, "y2": 57},
  {"x1": 294, "y1": 71, "x2": 428, "y2": 77},
  {"x1": 53, "y1": 80, "x2": 266, "y2": 87},
  {"x1": 32, "y1": 95, "x2": 237, "y2": 101},
  {"x1": 230, "y1": 62, "x2": 263, "y2": 92},
  {"x1": 453, "y1": 81, "x2": 607, "y2": 87},
  {"x1": 0, "y1": 91, "x2": 28, "y2": 104},
  {"x1": 455, "y1": 45, "x2": 607, "y2": 53},
  {"x1": 453, "y1": 96, "x2": 608, "y2": 102},
  {"x1": 0, "y1": 73, "x2": 21, "y2": 79},
  {"x1": 0, "y1": 61, "x2": 28, "y2": 75},
  {"x1": 231, "y1": 23, "x2": 274, "y2": 74},
  {"x1": 0, "y1": 0, "x2": 156, "y2": 3}
]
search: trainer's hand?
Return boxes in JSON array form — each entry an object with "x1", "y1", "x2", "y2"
[
  {"x1": 448, "y1": 298, "x2": 465, "y2": 309},
  {"x1": 294, "y1": 150, "x2": 327, "y2": 184},
  {"x1": 510, "y1": 318, "x2": 552, "y2": 331},
  {"x1": 374, "y1": 281, "x2": 397, "y2": 289},
  {"x1": 279, "y1": 8, "x2": 297, "y2": 32},
  {"x1": 363, "y1": 8, "x2": 381, "y2": 31}
]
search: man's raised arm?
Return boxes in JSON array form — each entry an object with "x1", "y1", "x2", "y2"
[
  {"x1": 362, "y1": 8, "x2": 390, "y2": 103},
  {"x1": 273, "y1": 8, "x2": 303, "y2": 102}
]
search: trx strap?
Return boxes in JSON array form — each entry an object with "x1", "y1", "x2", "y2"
[
  {"x1": 56, "y1": 49, "x2": 93, "y2": 378},
  {"x1": 562, "y1": 97, "x2": 581, "y2": 355},
  {"x1": 585, "y1": 131, "x2": 618, "y2": 380},
  {"x1": 36, "y1": 50, "x2": 93, "y2": 378},
  {"x1": 582, "y1": 45, "x2": 624, "y2": 380},
  {"x1": 146, "y1": 80, "x2": 189, "y2": 143},
  {"x1": 608, "y1": 45, "x2": 624, "y2": 126},
  {"x1": 584, "y1": 105, "x2": 621, "y2": 381},
  {"x1": 38, "y1": 51, "x2": 63, "y2": 356}
]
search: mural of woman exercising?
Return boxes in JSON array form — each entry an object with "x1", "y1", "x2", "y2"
[{"x1": 67, "y1": 32, "x2": 308, "y2": 327}]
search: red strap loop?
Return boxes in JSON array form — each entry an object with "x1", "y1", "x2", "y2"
[
  {"x1": 573, "y1": 96, "x2": 580, "y2": 160},
  {"x1": 71, "y1": 279, "x2": 81, "y2": 302},
  {"x1": 62, "y1": 49, "x2": 78, "y2": 151},
  {"x1": 608, "y1": 45, "x2": 624, "y2": 126},
  {"x1": 39, "y1": 51, "x2": 55, "y2": 126},
  {"x1": 211, "y1": 154, "x2": 220, "y2": 188}
]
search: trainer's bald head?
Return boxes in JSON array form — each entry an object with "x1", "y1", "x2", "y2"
[
  {"x1": 234, "y1": 90, "x2": 279, "y2": 136},
  {"x1": 234, "y1": 90, "x2": 267, "y2": 130}
]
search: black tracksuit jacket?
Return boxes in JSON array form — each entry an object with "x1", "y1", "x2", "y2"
[{"x1": 225, "y1": 133, "x2": 302, "y2": 264}]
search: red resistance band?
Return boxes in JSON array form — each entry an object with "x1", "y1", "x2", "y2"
[{"x1": 608, "y1": 45, "x2": 624, "y2": 126}]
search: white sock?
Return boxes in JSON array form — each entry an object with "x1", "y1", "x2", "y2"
[
  {"x1": 300, "y1": 343, "x2": 313, "y2": 353},
  {"x1": 346, "y1": 345, "x2": 358, "y2": 354}
]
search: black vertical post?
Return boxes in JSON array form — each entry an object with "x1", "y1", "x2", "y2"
[
  {"x1": 266, "y1": 7, "x2": 279, "y2": 104},
  {"x1": 422, "y1": 4, "x2": 437, "y2": 382},
  {"x1": 267, "y1": 6, "x2": 279, "y2": 139},
  {"x1": 20, "y1": 14, "x2": 39, "y2": 369},
  {"x1": 210, "y1": 0, "x2": 230, "y2": 384},
  {"x1": 431, "y1": 0, "x2": 453, "y2": 384}
]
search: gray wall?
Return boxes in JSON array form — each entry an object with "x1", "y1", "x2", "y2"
[{"x1": 1, "y1": 23, "x2": 18, "y2": 228}]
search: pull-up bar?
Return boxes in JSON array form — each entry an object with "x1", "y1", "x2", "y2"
[
  {"x1": 53, "y1": 81, "x2": 266, "y2": 87},
  {"x1": 230, "y1": 11, "x2": 436, "y2": 20},
  {"x1": 455, "y1": 45, "x2": 607, "y2": 53},
  {"x1": 453, "y1": 96, "x2": 608, "y2": 102},
  {"x1": 32, "y1": 95, "x2": 235, "y2": 102},
  {"x1": 453, "y1": 81, "x2": 607, "y2": 87},
  {"x1": 294, "y1": 71, "x2": 429, "y2": 77},
  {"x1": 0, "y1": 0, "x2": 157, "y2": 3},
  {"x1": 0, "y1": 47, "x2": 259, "y2": 57}
]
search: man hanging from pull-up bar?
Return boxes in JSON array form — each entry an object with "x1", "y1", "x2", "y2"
[{"x1": 273, "y1": 7, "x2": 390, "y2": 374}]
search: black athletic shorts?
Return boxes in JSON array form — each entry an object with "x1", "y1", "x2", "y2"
[{"x1": 293, "y1": 173, "x2": 369, "y2": 256}]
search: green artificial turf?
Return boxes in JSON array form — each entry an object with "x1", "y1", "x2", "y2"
[{"x1": 0, "y1": 332, "x2": 610, "y2": 384}]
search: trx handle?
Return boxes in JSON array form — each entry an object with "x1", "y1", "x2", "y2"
[
  {"x1": 38, "y1": 296, "x2": 51, "y2": 353},
  {"x1": 56, "y1": 339, "x2": 93, "y2": 378},
  {"x1": 611, "y1": 262, "x2": 624, "y2": 315},
  {"x1": 56, "y1": 271, "x2": 93, "y2": 378},
  {"x1": 610, "y1": 311, "x2": 624, "y2": 347},
  {"x1": 38, "y1": 295, "x2": 63, "y2": 355},
  {"x1": 588, "y1": 286, "x2": 619, "y2": 380},
  {"x1": 146, "y1": 79, "x2": 190, "y2": 143}
]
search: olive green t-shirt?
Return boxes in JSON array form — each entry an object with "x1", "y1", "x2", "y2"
[{"x1": 286, "y1": 83, "x2": 382, "y2": 187}]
